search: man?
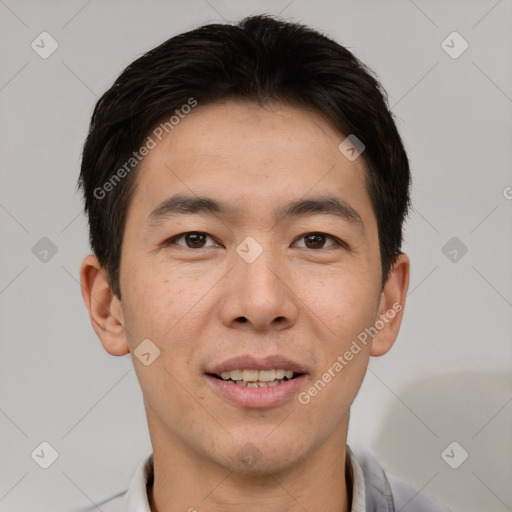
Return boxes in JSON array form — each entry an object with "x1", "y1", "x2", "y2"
[{"x1": 78, "y1": 14, "x2": 448, "y2": 512}]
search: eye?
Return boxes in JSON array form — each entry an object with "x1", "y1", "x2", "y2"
[
  {"x1": 293, "y1": 232, "x2": 345, "y2": 250},
  {"x1": 163, "y1": 231, "x2": 346, "y2": 250},
  {"x1": 164, "y1": 231, "x2": 218, "y2": 249}
]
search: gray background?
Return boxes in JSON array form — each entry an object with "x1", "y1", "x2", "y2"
[{"x1": 1, "y1": 0, "x2": 511, "y2": 511}]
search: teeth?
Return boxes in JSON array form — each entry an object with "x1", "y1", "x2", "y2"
[
  {"x1": 243, "y1": 369, "x2": 259, "y2": 382},
  {"x1": 218, "y1": 368, "x2": 296, "y2": 382},
  {"x1": 230, "y1": 369, "x2": 243, "y2": 380},
  {"x1": 258, "y1": 369, "x2": 275, "y2": 382},
  {"x1": 236, "y1": 380, "x2": 281, "y2": 387}
]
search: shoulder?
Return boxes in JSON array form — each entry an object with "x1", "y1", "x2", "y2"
[
  {"x1": 350, "y1": 448, "x2": 449, "y2": 512},
  {"x1": 386, "y1": 472, "x2": 449, "y2": 512}
]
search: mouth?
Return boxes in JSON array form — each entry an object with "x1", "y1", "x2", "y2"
[
  {"x1": 205, "y1": 355, "x2": 309, "y2": 408},
  {"x1": 207, "y1": 368, "x2": 305, "y2": 388}
]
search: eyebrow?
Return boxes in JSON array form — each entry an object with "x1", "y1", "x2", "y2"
[{"x1": 146, "y1": 193, "x2": 365, "y2": 231}]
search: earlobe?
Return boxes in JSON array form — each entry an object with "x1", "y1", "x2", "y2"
[
  {"x1": 370, "y1": 252, "x2": 410, "y2": 357},
  {"x1": 79, "y1": 254, "x2": 130, "y2": 356}
]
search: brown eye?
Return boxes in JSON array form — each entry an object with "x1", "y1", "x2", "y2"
[
  {"x1": 184, "y1": 233, "x2": 207, "y2": 248},
  {"x1": 305, "y1": 233, "x2": 326, "y2": 249},
  {"x1": 165, "y1": 232, "x2": 216, "y2": 249},
  {"x1": 294, "y1": 233, "x2": 341, "y2": 250}
]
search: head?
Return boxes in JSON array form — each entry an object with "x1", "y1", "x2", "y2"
[{"x1": 79, "y1": 15, "x2": 410, "y2": 475}]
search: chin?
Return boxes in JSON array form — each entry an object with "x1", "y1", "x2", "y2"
[{"x1": 211, "y1": 436, "x2": 311, "y2": 476}]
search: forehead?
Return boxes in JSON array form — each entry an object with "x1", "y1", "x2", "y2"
[
  {"x1": 126, "y1": 99, "x2": 375, "y2": 232},
  {"x1": 148, "y1": 100, "x2": 353, "y2": 167}
]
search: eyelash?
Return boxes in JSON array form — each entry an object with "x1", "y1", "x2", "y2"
[{"x1": 163, "y1": 231, "x2": 347, "y2": 250}]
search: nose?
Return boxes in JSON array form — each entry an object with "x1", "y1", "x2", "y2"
[{"x1": 218, "y1": 240, "x2": 299, "y2": 332}]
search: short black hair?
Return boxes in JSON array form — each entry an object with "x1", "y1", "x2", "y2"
[{"x1": 78, "y1": 14, "x2": 411, "y2": 299}]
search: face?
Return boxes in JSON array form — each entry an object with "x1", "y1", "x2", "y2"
[{"x1": 83, "y1": 99, "x2": 408, "y2": 475}]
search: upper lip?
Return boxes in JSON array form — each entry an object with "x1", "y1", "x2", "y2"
[{"x1": 207, "y1": 354, "x2": 308, "y2": 375}]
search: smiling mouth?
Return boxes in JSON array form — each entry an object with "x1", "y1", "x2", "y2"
[{"x1": 208, "y1": 369, "x2": 304, "y2": 387}]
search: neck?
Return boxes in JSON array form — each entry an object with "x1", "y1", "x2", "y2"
[{"x1": 146, "y1": 414, "x2": 351, "y2": 512}]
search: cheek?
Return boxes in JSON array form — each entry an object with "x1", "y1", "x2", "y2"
[
  {"x1": 122, "y1": 265, "x2": 199, "y2": 342},
  {"x1": 295, "y1": 271, "x2": 378, "y2": 402},
  {"x1": 297, "y1": 270, "x2": 379, "y2": 339},
  {"x1": 121, "y1": 265, "x2": 215, "y2": 394},
  {"x1": 122, "y1": 272, "x2": 206, "y2": 421}
]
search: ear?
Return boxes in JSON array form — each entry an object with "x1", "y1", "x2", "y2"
[
  {"x1": 79, "y1": 254, "x2": 130, "y2": 356},
  {"x1": 370, "y1": 252, "x2": 410, "y2": 357}
]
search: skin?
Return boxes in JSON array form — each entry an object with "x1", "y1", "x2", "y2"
[{"x1": 80, "y1": 99, "x2": 409, "y2": 512}]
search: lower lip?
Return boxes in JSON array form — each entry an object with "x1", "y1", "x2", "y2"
[{"x1": 206, "y1": 374, "x2": 307, "y2": 409}]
